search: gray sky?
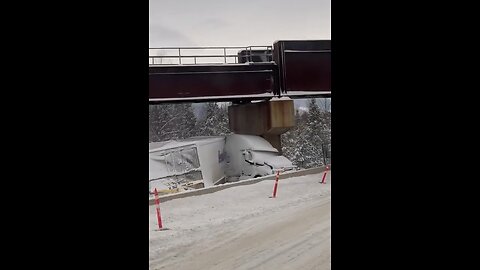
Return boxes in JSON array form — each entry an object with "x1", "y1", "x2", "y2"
[{"x1": 149, "y1": 0, "x2": 330, "y2": 47}]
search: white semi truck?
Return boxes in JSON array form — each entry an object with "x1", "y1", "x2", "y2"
[{"x1": 149, "y1": 134, "x2": 294, "y2": 193}]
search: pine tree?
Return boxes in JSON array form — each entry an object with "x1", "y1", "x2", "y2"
[
  {"x1": 282, "y1": 109, "x2": 300, "y2": 166},
  {"x1": 305, "y1": 98, "x2": 331, "y2": 166},
  {"x1": 173, "y1": 103, "x2": 197, "y2": 139},
  {"x1": 149, "y1": 104, "x2": 171, "y2": 142},
  {"x1": 282, "y1": 109, "x2": 312, "y2": 168},
  {"x1": 197, "y1": 103, "x2": 230, "y2": 136},
  {"x1": 318, "y1": 109, "x2": 331, "y2": 164},
  {"x1": 282, "y1": 99, "x2": 331, "y2": 168},
  {"x1": 149, "y1": 103, "x2": 197, "y2": 142}
]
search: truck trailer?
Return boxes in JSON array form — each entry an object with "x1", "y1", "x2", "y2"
[{"x1": 149, "y1": 134, "x2": 294, "y2": 194}]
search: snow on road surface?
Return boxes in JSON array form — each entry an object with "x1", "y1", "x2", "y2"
[{"x1": 149, "y1": 171, "x2": 331, "y2": 270}]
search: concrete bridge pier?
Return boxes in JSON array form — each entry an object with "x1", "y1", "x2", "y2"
[{"x1": 228, "y1": 99, "x2": 295, "y2": 153}]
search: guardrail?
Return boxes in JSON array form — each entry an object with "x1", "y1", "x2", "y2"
[
  {"x1": 148, "y1": 165, "x2": 331, "y2": 204},
  {"x1": 149, "y1": 46, "x2": 273, "y2": 65}
]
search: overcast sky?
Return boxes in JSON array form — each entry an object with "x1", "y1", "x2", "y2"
[{"x1": 149, "y1": 0, "x2": 330, "y2": 47}]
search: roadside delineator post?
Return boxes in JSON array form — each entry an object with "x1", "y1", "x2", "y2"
[
  {"x1": 153, "y1": 188, "x2": 168, "y2": 231},
  {"x1": 270, "y1": 170, "x2": 281, "y2": 198},
  {"x1": 321, "y1": 166, "x2": 330, "y2": 184}
]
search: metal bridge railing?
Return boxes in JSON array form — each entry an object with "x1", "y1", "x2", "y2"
[{"x1": 149, "y1": 46, "x2": 273, "y2": 66}]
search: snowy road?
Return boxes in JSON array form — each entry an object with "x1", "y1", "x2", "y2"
[{"x1": 149, "y1": 171, "x2": 331, "y2": 270}]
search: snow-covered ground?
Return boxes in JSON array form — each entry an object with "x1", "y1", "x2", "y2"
[{"x1": 149, "y1": 171, "x2": 331, "y2": 270}]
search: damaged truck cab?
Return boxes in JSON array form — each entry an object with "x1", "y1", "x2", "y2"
[{"x1": 224, "y1": 134, "x2": 294, "y2": 181}]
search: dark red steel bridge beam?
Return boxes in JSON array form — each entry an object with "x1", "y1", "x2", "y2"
[
  {"x1": 148, "y1": 40, "x2": 331, "y2": 103},
  {"x1": 149, "y1": 63, "x2": 278, "y2": 100},
  {"x1": 273, "y1": 40, "x2": 331, "y2": 93}
]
